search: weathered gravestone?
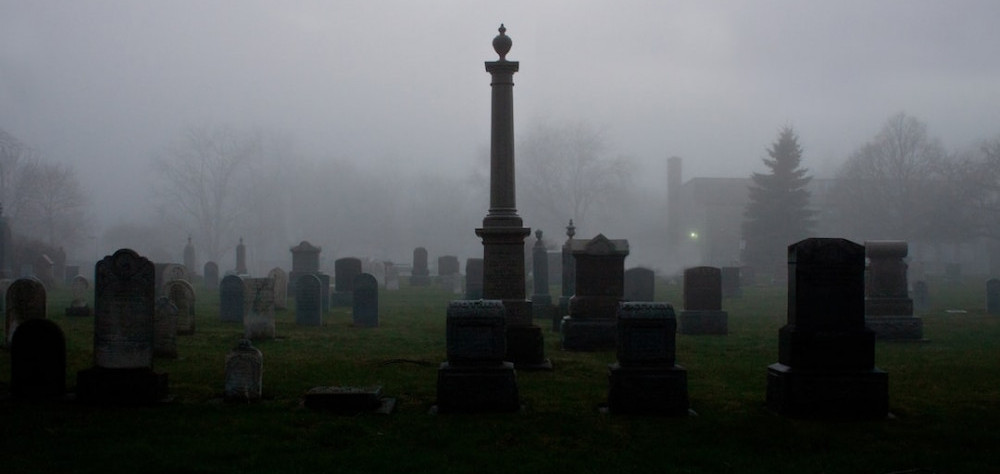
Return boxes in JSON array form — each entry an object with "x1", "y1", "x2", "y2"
[
  {"x1": 65, "y1": 275, "x2": 91, "y2": 317},
  {"x1": 678, "y1": 266, "x2": 728, "y2": 335},
  {"x1": 243, "y1": 278, "x2": 276, "y2": 340},
  {"x1": 864, "y1": 241, "x2": 922, "y2": 340},
  {"x1": 623, "y1": 267, "x2": 655, "y2": 302},
  {"x1": 465, "y1": 258, "x2": 484, "y2": 300},
  {"x1": 219, "y1": 275, "x2": 245, "y2": 323},
  {"x1": 435, "y1": 300, "x2": 519, "y2": 413},
  {"x1": 987, "y1": 278, "x2": 1000, "y2": 315},
  {"x1": 295, "y1": 273, "x2": 323, "y2": 326},
  {"x1": 766, "y1": 238, "x2": 888, "y2": 419},
  {"x1": 162, "y1": 263, "x2": 187, "y2": 285},
  {"x1": 224, "y1": 339, "x2": 262, "y2": 403},
  {"x1": 10, "y1": 318, "x2": 66, "y2": 399},
  {"x1": 5, "y1": 277, "x2": 47, "y2": 346},
  {"x1": 721, "y1": 266, "x2": 742, "y2": 298},
  {"x1": 607, "y1": 302, "x2": 689, "y2": 415},
  {"x1": 76, "y1": 249, "x2": 169, "y2": 403},
  {"x1": 531, "y1": 231, "x2": 554, "y2": 321},
  {"x1": 333, "y1": 257, "x2": 362, "y2": 307},
  {"x1": 560, "y1": 235, "x2": 630, "y2": 351},
  {"x1": 165, "y1": 279, "x2": 196, "y2": 335},
  {"x1": 318, "y1": 273, "x2": 331, "y2": 314},
  {"x1": 352, "y1": 273, "x2": 379, "y2": 328},
  {"x1": 269, "y1": 267, "x2": 289, "y2": 310},
  {"x1": 410, "y1": 247, "x2": 431, "y2": 286},
  {"x1": 203, "y1": 261, "x2": 219, "y2": 290},
  {"x1": 153, "y1": 297, "x2": 178, "y2": 359},
  {"x1": 912, "y1": 280, "x2": 929, "y2": 313}
]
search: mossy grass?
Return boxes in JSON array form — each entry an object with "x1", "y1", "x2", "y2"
[{"x1": 1, "y1": 277, "x2": 998, "y2": 473}]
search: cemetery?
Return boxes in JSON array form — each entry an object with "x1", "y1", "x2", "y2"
[
  {"x1": 1, "y1": 20, "x2": 998, "y2": 474},
  {"x1": 0, "y1": 269, "x2": 997, "y2": 473}
]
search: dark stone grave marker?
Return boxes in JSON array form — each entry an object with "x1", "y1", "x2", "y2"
[{"x1": 352, "y1": 273, "x2": 379, "y2": 328}]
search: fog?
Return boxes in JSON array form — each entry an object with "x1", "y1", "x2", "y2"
[{"x1": 3, "y1": 1, "x2": 999, "y2": 273}]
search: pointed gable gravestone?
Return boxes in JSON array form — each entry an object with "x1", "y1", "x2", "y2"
[
  {"x1": 224, "y1": 339, "x2": 263, "y2": 402},
  {"x1": 243, "y1": 278, "x2": 275, "y2": 341},
  {"x1": 5, "y1": 277, "x2": 47, "y2": 346},
  {"x1": 295, "y1": 273, "x2": 322, "y2": 327},
  {"x1": 77, "y1": 249, "x2": 168, "y2": 404},
  {"x1": 153, "y1": 297, "x2": 178, "y2": 359},
  {"x1": 268, "y1": 267, "x2": 288, "y2": 310},
  {"x1": 203, "y1": 261, "x2": 219, "y2": 290},
  {"x1": 435, "y1": 300, "x2": 519, "y2": 413},
  {"x1": 678, "y1": 266, "x2": 729, "y2": 335},
  {"x1": 66, "y1": 275, "x2": 91, "y2": 317},
  {"x1": 219, "y1": 275, "x2": 245, "y2": 323},
  {"x1": 608, "y1": 302, "x2": 688, "y2": 415},
  {"x1": 166, "y1": 279, "x2": 196, "y2": 335},
  {"x1": 352, "y1": 273, "x2": 379, "y2": 328},
  {"x1": 560, "y1": 234, "x2": 629, "y2": 351},
  {"x1": 766, "y1": 238, "x2": 888, "y2": 419},
  {"x1": 10, "y1": 318, "x2": 66, "y2": 399},
  {"x1": 864, "y1": 241, "x2": 922, "y2": 340}
]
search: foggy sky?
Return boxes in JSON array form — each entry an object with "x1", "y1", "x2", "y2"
[{"x1": 3, "y1": 1, "x2": 1000, "y2": 230}]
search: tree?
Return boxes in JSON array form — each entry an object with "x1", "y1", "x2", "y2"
[
  {"x1": 828, "y1": 113, "x2": 947, "y2": 242},
  {"x1": 741, "y1": 127, "x2": 815, "y2": 275},
  {"x1": 951, "y1": 134, "x2": 1000, "y2": 241},
  {"x1": 152, "y1": 126, "x2": 265, "y2": 263},
  {"x1": 18, "y1": 161, "x2": 89, "y2": 247},
  {"x1": 0, "y1": 129, "x2": 89, "y2": 249},
  {"x1": 516, "y1": 120, "x2": 631, "y2": 232}
]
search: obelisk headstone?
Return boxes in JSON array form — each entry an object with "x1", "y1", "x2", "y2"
[{"x1": 473, "y1": 24, "x2": 548, "y2": 370}]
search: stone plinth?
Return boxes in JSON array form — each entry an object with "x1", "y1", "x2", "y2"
[
  {"x1": 435, "y1": 300, "x2": 519, "y2": 413},
  {"x1": 766, "y1": 238, "x2": 888, "y2": 419},
  {"x1": 864, "y1": 240, "x2": 922, "y2": 340}
]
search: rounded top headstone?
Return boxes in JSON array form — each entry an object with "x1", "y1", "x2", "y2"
[{"x1": 493, "y1": 24, "x2": 511, "y2": 60}]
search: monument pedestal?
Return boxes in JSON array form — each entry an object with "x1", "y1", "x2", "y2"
[
  {"x1": 560, "y1": 317, "x2": 617, "y2": 351},
  {"x1": 435, "y1": 362, "x2": 519, "y2": 413},
  {"x1": 766, "y1": 363, "x2": 888, "y2": 419},
  {"x1": 76, "y1": 367, "x2": 169, "y2": 404},
  {"x1": 678, "y1": 310, "x2": 728, "y2": 335},
  {"x1": 607, "y1": 363, "x2": 689, "y2": 415}
]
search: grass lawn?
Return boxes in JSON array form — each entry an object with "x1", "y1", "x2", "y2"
[{"x1": 1, "y1": 277, "x2": 998, "y2": 474}]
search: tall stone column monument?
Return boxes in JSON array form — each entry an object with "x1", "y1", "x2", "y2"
[{"x1": 475, "y1": 25, "x2": 550, "y2": 370}]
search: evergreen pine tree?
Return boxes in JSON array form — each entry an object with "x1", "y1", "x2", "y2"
[{"x1": 742, "y1": 127, "x2": 816, "y2": 277}]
